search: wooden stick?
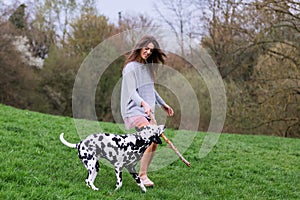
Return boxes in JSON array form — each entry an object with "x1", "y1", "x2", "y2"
[
  {"x1": 149, "y1": 113, "x2": 191, "y2": 167},
  {"x1": 161, "y1": 133, "x2": 191, "y2": 167}
]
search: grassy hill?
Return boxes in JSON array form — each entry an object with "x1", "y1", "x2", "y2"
[{"x1": 0, "y1": 104, "x2": 299, "y2": 199}]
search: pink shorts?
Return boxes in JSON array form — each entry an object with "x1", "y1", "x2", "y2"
[{"x1": 124, "y1": 116, "x2": 151, "y2": 130}]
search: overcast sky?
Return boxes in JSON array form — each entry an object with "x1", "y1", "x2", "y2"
[{"x1": 97, "y1": 0, "x2": 158, "y2": 24}]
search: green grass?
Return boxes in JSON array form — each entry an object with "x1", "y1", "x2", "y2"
[{"x1": 0, "y1": 104, "x2": 299, "y2": 200}]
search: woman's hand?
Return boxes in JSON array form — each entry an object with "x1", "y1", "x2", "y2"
[
  {"x1": 162, "y1": 104, "x2": 174, "y2": 117},
  {"x1": 141, "y1": 101, "x2": 152, "y2": 116}
]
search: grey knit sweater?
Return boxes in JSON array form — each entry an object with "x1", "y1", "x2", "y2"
[{"x1": 121, "y1": 61, "x2": 166, "y2": 119}]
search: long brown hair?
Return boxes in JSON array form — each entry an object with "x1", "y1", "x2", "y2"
[{"x1": 123, "y1": 35, "x2": 167, "y2": 75}]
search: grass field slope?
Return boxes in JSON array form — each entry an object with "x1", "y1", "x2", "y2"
[{"x1": 0, "y1": 104, "x2": 299, "y2": 199}]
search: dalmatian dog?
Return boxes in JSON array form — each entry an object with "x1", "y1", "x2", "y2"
[{"x1": 59, "y1": 124, "x2": 165, "y2": 192}]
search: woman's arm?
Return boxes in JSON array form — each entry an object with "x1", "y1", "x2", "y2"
[{"x1": 155, "y1": 90, "x2": 174, "y2": 117}]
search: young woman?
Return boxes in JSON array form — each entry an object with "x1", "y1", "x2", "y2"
[{"x1": 121, "y1": 35, "x2": 174, "y2": 187}]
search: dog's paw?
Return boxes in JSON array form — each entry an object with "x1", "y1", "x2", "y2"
[
  {"x1": 90, "y1": 184, "x2": 99, "y2": 191},
  {"x1": 86, "y1": 180, "x2": 99, "y2": 191},
  {"x1": 92, "y1": 187, "x2": 99, "y2": 191},
  {"x1": 115, "y1": 185, "x2": 122, "y2": 191},
  {"x1": 139, "y1": 183, "x2": 147, "y2": 193},
  {"x1": 88, "y1": 184, "x2": 99, "y2": 191}
]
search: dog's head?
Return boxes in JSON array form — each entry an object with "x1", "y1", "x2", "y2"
[{"x1": 136, "y1": 124, "x2": 165, "y2": 144}]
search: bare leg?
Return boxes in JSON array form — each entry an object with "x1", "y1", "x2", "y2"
[
  {"x1": 133, "y1": 121, "x2": 156, "y2": 185},
  {"x1": 139, "y1": 143, "x2": 157, "y2": 185}
]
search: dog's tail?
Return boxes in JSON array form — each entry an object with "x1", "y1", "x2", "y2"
[{"x1": 60, "y1": 133, "x2": 77, "y2": 148}]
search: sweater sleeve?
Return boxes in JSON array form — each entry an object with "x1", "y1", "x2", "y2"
[
  {"x1": 155, "y1": 90, "x2": 166, "y2": 107},
  {"x1": 121, "y1": 64, "x2": 144, "y2": 108}
]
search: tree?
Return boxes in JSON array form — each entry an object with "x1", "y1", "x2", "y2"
[
  {"x1": 40, "y1": 46, "x2": 83, "y2": 115},
  {"x1": 32, "y1": 0, "x2": 98, "y2": 44},
  {"x1": 197, "y1": 0, "x2": 300, "y2": 79},
  {"x1": 251, "y1": 43, "x2": 299, "y2": 137},
  {"x1": 192, "y1": 0, "x2": 300, "y2": 137},
  {"x1": 0, "y1": 18, "x2": 48, "y2": 111},
  {"x1": 9, "y1": 3, "x2": 26, "y2": 29},
  {"x1": 66, "y1": 13, "x2": 114, "y2": 56},
  {"x1": 154, "y1": 0, "x2": 199, "y2": 56},
  {"x1": 41, "y1": 13, "x2": 117, "y2": 117},
  {"x1": 117, "y1": 14, "x2": 161, "y2": 49}
]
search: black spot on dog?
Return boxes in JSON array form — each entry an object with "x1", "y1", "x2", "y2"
[
  {"x1": 95, "y1": 144, "x2": 105, "y2": 157},
  {"x1": 111, "y1": 155, "x2": 117, "y2": 164},
  {"x1": 100, "y1": 142, "x2": 105, "y2": 149},
  {"x1": 84, "y1": 140, "x2": 90, "y2": 146},
  {"x1": 135, "y1": 138, "x2": 145, "y2": 149},
  {"x1": 112, "y1": 137, "x2": 121, "y2": 144},
  {"x1": 98, "y1": 135, "x2": 103, "y2": 141},
  {"x1": 138, "y1": 146, "x2": 147, "y2": 154},
  {"x1": 95, "y1": 161, "x2": 100, "y2": 172},
  {"x1": 118, "y1": 171, "x2": 122, "y2": 181},
  {"x1": 83, "y1": 160, "x2": 88, "y2": 166},
  {"x1": 112, "y1": 136, "x2": 130, "y2": 151},
  {"x1": 131, "y1": 173, "x2": 141, "y2": 183},
  {"x1": 87, "y1": 154, "x2": 93, "y2": 160}
]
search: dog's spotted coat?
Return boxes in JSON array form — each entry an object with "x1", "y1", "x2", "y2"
[{"x1": 60, "y1": 125, "x2": 165, "y2": 192}]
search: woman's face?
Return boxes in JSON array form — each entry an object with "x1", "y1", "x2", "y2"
[{"x1": 140, "y1": 42, "x2": 154, "y2": 61}]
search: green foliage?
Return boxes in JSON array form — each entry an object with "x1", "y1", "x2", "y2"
[
  {"x1": 66, "y1": 14, "x2": 114, "y2": 56},
  {"x1": 1, "y1": 104, "x2": 299, "y2": 199},
  {"x1": 39, "y1": 46, "x2": 83, "y2": 115},
  {"x1": 239, "y1": 43, "x2": 299, "y2": 137},
  {"x1": 155, "y1": 58, "x2": 211, "y2": 131},
  {"x1": 201, "y1": 0, "x2": 300, "y2": 137},
  {"x1": 0, "y1": 22, "x2": 48, "y2": 112},
  {"x1": 9, "y1": 4, "x2": 26, "y2": 29},
  {"x1": 96, "y1": 57, "x2": 124, "y2": 122},
  {"x1": 39, "y1": 13, "x2": 117, "y2": 117}
]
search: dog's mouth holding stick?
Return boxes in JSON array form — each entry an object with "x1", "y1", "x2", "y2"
[{"x1": 149, "y1": 113, "x2": 191, "y2": 168}]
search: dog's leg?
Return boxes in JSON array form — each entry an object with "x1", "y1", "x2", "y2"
[
  {"x1": 126, "y1": 165, "x2": 146, "y2": 192},
  {"x1": 90, "y1": 161, "x2": 100, "y2": 185},
  {"x1": 115, "y1": 167, "x2": 123, "y2": 191},
  {"x1": 82, "y1": 158, "x2": 99, "y2": 191}
]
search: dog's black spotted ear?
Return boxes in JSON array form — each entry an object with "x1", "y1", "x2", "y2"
[{"x1": 152, "y1": 135, "x2": 162, "y2": 144}]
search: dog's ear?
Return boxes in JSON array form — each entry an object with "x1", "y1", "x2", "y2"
[{"x1": 152, "y1": 135, "x2": 162, "y2": 144}]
